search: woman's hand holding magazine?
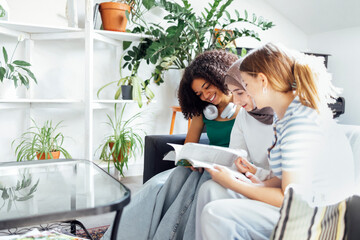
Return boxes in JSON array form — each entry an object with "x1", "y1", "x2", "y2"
[{"x1": 163, "y1": 143, "x2": 251, "y2": 183}]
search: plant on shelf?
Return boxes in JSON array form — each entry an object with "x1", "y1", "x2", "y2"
[
  {"x1": 123, "y1": 0, "x2": 275, "y2": 85},
  {"x1": 98, "y1": 0, "x2": 150, "y2": 32},
  {"x1": 97, "y1": 38, "x2": 155, "y2": 108},
  {"x1": 99, "y1": 0, "x2": 132, "y2": 32},
  {"x1": 0, "y1": 35, "x2": 37, "y2": 88},
  {"x1": 97, "y1": 0, "x2": 155, "y2": 107},
  {"x1": 0, "y1": 169, "x2": 39, "y2": 212},
  {"x1": 96, "y1": 104, "x2": 144, "y2": 177},
  {"x1": 12, "y1": 119, "x2": 72, "y2": 161}
]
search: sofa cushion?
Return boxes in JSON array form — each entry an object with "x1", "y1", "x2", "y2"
[
  {"x1": 271, "y1": 187, "x2": 348, "y2": 240},
  {"x1": 340, "y1": 124, "x2": 360, "y2": 188}
]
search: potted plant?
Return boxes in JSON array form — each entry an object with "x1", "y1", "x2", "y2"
[
  {"x1": 12, "y1": 119, "x2": 72, "y2": 161},
  {"x1": 96, "y1": 103, "x2": 144, "y2": 177},
  {"x1": 97, "y1": 38, "x2": 155, "y2": 108},
  {"x1": 99, "y1": 0, "x2": 133, "y2": 32},
  {"x1": 0, "y1": 35, "x2": 37, "y2": 95},
  {"x1": 123, "y1": 0, "x2": 275, "y2": 85}
]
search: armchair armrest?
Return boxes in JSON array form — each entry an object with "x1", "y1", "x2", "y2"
[{"x1": 143, "y1": 133, "x2": 209, "y2": 183}]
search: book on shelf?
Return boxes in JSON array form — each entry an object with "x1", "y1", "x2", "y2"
[{"x1": 163, "y1": 142, "x2": 251, "y2": 183}]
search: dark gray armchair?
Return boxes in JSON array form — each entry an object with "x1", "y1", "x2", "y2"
[{"x1": 142, "y1": 133, "x2": 209, "y2": 183}]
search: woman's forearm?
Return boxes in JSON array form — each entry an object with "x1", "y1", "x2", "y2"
[{"x1": 228, "y1": 180, "x2": 284, "y2": 207}]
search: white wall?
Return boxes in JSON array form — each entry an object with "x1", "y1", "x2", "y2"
[
  {"x1": 1, "y1": 0, "x2": 308, "y2": 175},
  {"x1": 308, "y1": 27, "x2": 360, "y2": 125}
]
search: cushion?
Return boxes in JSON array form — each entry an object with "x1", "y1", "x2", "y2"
[
  {"x1": 345, "y1": 195, "x2": 360, "y2": 240},
  {"x1": 271, "y1": 187, "x2": 348, "y2": 240},
  {"x1": 340, "y1": 124, "x2": 360, "y2": 188}
]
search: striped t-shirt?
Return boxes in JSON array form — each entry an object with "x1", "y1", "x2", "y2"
[
  {"x1": 268, "y1": 97, "x2": 321, "y2": 179},
  {"x1": 268, "y1": 97, "x2": 355, "y2": 205}
]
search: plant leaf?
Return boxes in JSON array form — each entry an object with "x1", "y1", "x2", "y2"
[
  {"x1": 13, "y1": 60, "x2": 31, "y2": 67},
  {"x1": 2, "y1": 47, "x2": 8, "y2": 63}
]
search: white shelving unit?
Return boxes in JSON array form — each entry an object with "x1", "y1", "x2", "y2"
[{"x1": 0, "y1": 0, "x2": 153, "y2": 164}]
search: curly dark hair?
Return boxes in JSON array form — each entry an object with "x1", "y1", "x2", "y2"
[{"x1": 178, "y1": 50, "x2": 238, "y2": 119}]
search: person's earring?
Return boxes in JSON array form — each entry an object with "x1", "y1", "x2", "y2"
[{"x1": 262, "y1": 87, "x2": 267, "y2": 94}]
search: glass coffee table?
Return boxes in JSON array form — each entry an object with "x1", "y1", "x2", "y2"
[{"x1": 0, "y1": 159, "x2": 130, "y2": 240}]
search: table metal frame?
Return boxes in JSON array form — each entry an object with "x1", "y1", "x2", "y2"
[{"x1": 0, "y1": 159, "x2": 130, "y2": 240}]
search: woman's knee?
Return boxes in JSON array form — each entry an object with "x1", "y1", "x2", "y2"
[{"x1": 198, "y1": 180, "x2": 229, "y2": 201}]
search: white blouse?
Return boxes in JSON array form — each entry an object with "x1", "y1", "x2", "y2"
[{"x1": 229, "y1": 108, "x2": 274, "y2": 181}]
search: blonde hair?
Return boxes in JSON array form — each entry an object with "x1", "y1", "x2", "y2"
[{"x1": 240, "y1": 42, "x2": 339, "y2": 113}]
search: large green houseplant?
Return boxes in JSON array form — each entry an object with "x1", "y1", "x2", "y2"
[
  {"x1": 12, "y1": 119, "x2": 72, "y2": 161},
  {"x1": 122, "y1": 0, "x2": 275, "y2": 85},
  {"x1": 96, "y1": 104, "x2": 144, "y2": 177}
]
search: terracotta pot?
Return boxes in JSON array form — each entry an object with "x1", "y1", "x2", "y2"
[
  {"x1": 109, "y1": 142, "x2": 130, "y2": 162},
  {"x1": 36, "y1": 151, "x2": 60, "y2": 160},
  {"x1": 99, "y1": 2, "x2": 131, "y2": 32}
]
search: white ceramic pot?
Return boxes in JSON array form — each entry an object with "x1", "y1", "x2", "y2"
[{"x1": 0, "y1": 78, "x2": 18, "y2": 99}]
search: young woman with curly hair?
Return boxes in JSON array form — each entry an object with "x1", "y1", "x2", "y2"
[
  {"x1": 102, "y1": 50, "x2": 240, "y2": 240},
  {"x1": 178, "y1": 49, "x2": 240, "y2": 148}
]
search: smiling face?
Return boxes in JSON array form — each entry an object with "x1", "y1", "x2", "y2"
[
  {"x1": 240, "y1": 72, "x2": 268, "y2": 109},
  {"x1": 227, "y1": 83, "x2": 254, "y2": 111},
  {"x1": 191, "y1": 78, "x2": 226, "y2": 105}
]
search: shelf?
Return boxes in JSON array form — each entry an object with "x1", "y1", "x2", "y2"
[
  {"x1": 0, "y1": 21, "x2": 81, "y2": 34},
  {"x1": 0, "y1": 99, "x2": 82, "y2": 103},
  {"x1": 94, "y1": 30, "x2": 154, "y2": 43},
  {"x1": 0, "y1": 21, "x2": 154, "y2": 42},
  {"x1": 0, "y1": 7, "x2": 156, "y2": 164},
  {"x1": 92, "y1": 99, "x2": 146, "y2": 104},
  {"x1": 0, "y1": 99, "x2": 83, "y2": 109},
  {"x1": 92, "y1": 99, "x2": 153, "y2": 109}
]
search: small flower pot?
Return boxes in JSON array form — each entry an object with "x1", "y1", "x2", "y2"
[
  {"x1": 99, "y1": 2, "x2": 131, "y2": 32},
  {"x1": 109, "y1": 142, "x2": 130, "y2": 162},
  {"x1": 36, "y1": 151, "x2": 60, "y2": 160},
  {"x1": 121, "y1": 85, "x2": 133, "y2": 100}
]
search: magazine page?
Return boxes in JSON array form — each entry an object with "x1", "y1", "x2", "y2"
[
  {"x1": 187, "y1": 159, "x2": 251, "y2": 183},
  {"x1": 176, "y1": 143, "x2": 247, "y2": 167},
  {"x1": 163, "y1": 150, "x2": 176, "y2": 161}
]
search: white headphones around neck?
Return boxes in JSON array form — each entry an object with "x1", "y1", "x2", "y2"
[{"x1": 203, "y1": 103, "x2": 237, "y2": 120}]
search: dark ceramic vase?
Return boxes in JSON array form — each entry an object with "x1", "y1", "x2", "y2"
[{"x1": 121, "y1": 85, "x2": 133, "y2": 100}]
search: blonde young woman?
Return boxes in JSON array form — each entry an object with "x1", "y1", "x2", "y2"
[{"x1": 199, "y1": 43, "x2": 355, "y2": 240}]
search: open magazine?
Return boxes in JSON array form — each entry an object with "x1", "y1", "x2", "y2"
[{"x1": 163, "y1": 143, "x2": 251, "y2": 183}]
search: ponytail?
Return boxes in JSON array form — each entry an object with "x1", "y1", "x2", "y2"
[
  {"x1": 240, "y1": 42, "x2": 340, "y2": 115},
  {"x1": 293, "y1": 61, "x2": 320, "y2": 112}
]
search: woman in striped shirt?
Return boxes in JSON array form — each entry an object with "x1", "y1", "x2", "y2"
[{"x1": 199, "y1": 42, "x2": 355, "y2": 240}]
